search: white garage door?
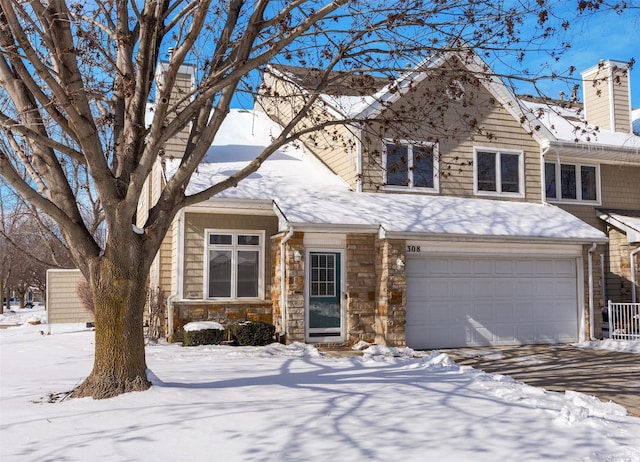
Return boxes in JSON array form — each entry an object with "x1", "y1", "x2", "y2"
[{"x1": 406, "y1": 255, "x2": 579, "y2": 349}]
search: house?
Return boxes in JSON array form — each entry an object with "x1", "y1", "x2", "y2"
[{"x1": 144, "y1": 50, "x2": 640, "y2": 349}]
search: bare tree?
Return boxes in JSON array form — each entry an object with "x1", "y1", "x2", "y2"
[
  {"x1": 1, "y1": 186, "x2": 75, "y2": 309},
  {"x1": 0, "y1": 0, "x2": 615, "y2": 398}
]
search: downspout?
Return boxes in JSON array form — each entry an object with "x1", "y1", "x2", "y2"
[
  {"x1": 355, "y1": 123, "x2": 363, "y2": 193},
  {"x1": 279, "y1": 226, "x2": 295, "y2": 339},
  {"x1": 539, "y1": 145, "x2": 551, "y2": 202},
  {"x1": 600, "y1": 253, "x2": 606, "y2": 307},
  {"x1": 588, "y1": 242, "x2": 598, "y2": 339},
  {"x1": 631, "y1": 247, "x2": 640, "y2": 303}
]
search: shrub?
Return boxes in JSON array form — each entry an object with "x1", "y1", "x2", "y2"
[
  {"x1": 228, "y1": 321, "x2": 275, "y2": 346},
  {"x1": 182, "y1": 321, "x2": 224, "y2": 346}
]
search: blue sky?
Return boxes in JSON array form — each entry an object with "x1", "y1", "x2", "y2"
[{"x1": 514, "y1": 6, "x2": 639, "y2": 108}]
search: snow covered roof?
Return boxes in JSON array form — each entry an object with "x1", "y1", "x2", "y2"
[
  {"x1": 172, "y1": 109, "x2": 606, "y2": 244},
  {"x1": 275, "y1": 191, "x2": 607, "y2": 243},
  {"x1": 521, "y1": 99, "x2": 640, "y2": 163}
]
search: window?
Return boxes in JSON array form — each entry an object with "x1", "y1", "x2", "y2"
[
  {"x1": 206, "y1": 230, "x2": 263, "y2": 299},
  {"x1": 383, "y1": 140, "x2": 438, "y2": 190},
  {"x1": 545, "y1": 162, "x2": 599, "y2": 202},
  {"x1": 474, "y1": 149, "x2": 524, "y2": 196}
]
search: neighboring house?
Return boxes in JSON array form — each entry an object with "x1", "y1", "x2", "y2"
[{"x1": 144, "y1": 50, "x2": 639, "y2": 349}]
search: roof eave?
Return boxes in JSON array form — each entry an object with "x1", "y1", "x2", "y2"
[
  {"x1": 379, "y1": 229, "x2": 607, "y2": 245},
  {"x1": 545, "y1": 141, "x2": 640, "y2": 165}
]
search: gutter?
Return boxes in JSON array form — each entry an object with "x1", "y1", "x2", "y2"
[
  {"x1": 354, "y1": 123, "x2": 363, "y2": 193},
  {"x1": 279, "y1": 226, "x2": 295, "y2": 339},
  {"x1": 588, "y1": 242, "x2": 598, "y2": 340},
  {"x1": 631, "y1": 247, "x2": 640, "y2": 303}
]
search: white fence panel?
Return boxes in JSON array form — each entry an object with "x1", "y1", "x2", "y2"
[{"x1": 607, "y1": 301, "x2": 640, "y2": 340}]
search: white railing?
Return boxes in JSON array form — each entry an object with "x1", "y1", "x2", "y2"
[{"x1": 607, "y1": 301, "x2": 640, "y2": 340}]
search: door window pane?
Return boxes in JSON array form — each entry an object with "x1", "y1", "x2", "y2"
[
  {"x1": 209, "y1": 250, "x2": 231, "y2": 297},
  {"x1": 311, "y1": 253, "x2": 336, "y2": 296}
]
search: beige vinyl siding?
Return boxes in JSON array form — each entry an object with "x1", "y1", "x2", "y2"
[
  {"x1": 137, "y1": 176, "x2": 150, "y2": 228},
  {"x1": 600, "y1": 164, "x2": 640, "y2": 208},
  {"x1": 582, "y1": 63, "x2": 631, "y2": 133},
  {"x1": 46, "y1": 269, "x2": 93, "y2": 325},
  {"x1": 182, "y1": 213, "x2": 278, "y2": 299},
  {"x1": 554, "y1": 204, "x2": 603, "y2": 230},
  {"x1": 259, "y1": 73, "x2": 358, "y2": 187},
  {"x1": 612, "y1": 71, "x2": 631, "y2": 132},
  {"x1": 360, "y1": 73, "x2": 542, "y2": 202},
  {"x1": 161, "y1": 68, "x2": 194, "y2": 159},
  {"x1": 168, "y1": 217, "x2": 179, "y2": 294},
  {"x1": 583, "y1": 74, "x2": 613, "y2": 130}
]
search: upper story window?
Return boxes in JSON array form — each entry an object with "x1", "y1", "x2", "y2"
[
  {"x1": 383, "y1": 140, "x2": 439, "y2": 191},
  {"x1": 544, "y1": 162, "x2": 599, "y2": 203},
  {"x1": 205, "y1": 230, "x2": 264, "y2": 300},
  {"x1": 474, "y1": 148, "x2": 524, "y2": 197}
]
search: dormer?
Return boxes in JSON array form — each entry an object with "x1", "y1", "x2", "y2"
[{"x1": 581, "y1": 60, "x2": 632, "y2": 134}]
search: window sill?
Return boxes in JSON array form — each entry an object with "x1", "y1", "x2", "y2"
[
  {"x1": 383, "y1": 186, "x2": 439, "y2": 194},
  {"x1": 545, "y1": 199, "x2": 602, "y2": 206},
  {"x1": 179, "y1": 299, "x2": 270, "y2": 305},
  {"x1": 474, "y1": 191, "x2": 525, "y2": 199}
]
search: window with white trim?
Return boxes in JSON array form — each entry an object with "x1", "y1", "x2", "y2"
[
  {"x1": 383, "y1": 140, "x2": 438, "y2": 191},
  {"x1": 474, "y1": 148, "x2": 524, "y2": 196},
  {"x1": 544, "y1": 162, "x2": 599, "y2": 203},
  {"x1": 205, "y1": 230, "x2": 264, "y2": 299}
]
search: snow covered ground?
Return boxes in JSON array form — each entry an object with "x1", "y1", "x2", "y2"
[{"x1": 1, "y1": 307, "x2": 640, "y2": 461}]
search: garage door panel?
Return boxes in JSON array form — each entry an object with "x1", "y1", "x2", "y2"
[
  {"x1": 473, "y1": 281, "x2": 494, "y2": 298},
  {"x1": 429, "y1": 280, "x2": 451, "y2": 298},
  {"x1": 473, "y1": 259, "x2": 493, "y2": 273},
  {"x1": 495, "y1": 302, "x2": 515, "y2": 320},
  {"x1": 495, "y1": 281, "x2": 515, "y2": 297},
  {"x1": 406, "y1": 255, "x2": 579, "y2": 349}
]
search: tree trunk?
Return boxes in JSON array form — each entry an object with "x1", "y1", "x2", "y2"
[{"x1": 72, "y1": 253, "x2": 151, "y2": 399}]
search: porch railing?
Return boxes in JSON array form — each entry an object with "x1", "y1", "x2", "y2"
[{"x1": 607, "y1": 301, "x2": 640, "y2": 340}]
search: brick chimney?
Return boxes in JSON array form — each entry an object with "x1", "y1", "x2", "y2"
[
  {"x1": 581, "y1": 60, "x2": 632, "y2": 133},
  {"x1": 155, "y1": 60, "x2": 196, "y2": 158}
]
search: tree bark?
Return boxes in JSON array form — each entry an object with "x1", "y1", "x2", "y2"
[{"x1": 72, "y1": 251, "x2": 151, "y2": 399}]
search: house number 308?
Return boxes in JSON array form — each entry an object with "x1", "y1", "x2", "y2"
[{"x1": 406, "y1": 245, "x2": 421, "y2": 253}]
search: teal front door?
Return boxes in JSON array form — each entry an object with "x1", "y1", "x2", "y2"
[{"x1": 307, "y1": 252, "x2": 343, "y2": 341}]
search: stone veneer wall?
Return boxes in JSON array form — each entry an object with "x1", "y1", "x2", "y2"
[
  {"x1": 345, "y1": 234, "x2": 377, "y2": 344},
  {"x1": 375, "y1": 238, "x2": 406, "y2": 347},
  {"x1": 171, "y1": 301, "x2": 272, "y2": 342},
  {"x1": 273, "y1": 232, "x2": 306, "y2": 343}
]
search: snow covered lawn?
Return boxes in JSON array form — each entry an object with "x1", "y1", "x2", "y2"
[{"x1": 1, "y1": 309, "x2": 640, "y2": 461}]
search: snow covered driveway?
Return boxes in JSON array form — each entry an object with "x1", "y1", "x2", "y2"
[{"x1": 444, "y1": 343, "x2": 640, "y2": 416}]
